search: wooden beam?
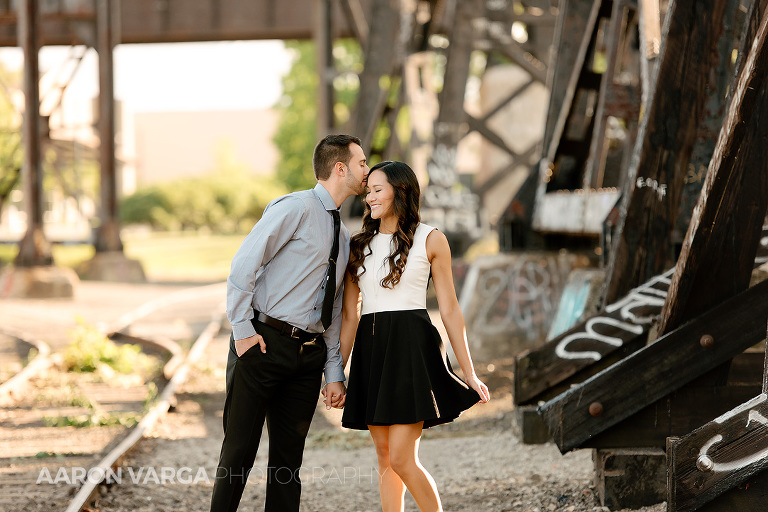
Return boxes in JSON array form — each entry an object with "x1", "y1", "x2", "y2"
[
  {"x1": 540, "y1": 0, "x2": 597, "y2": 156},
  {"x1": 514, "y1": 267, "x2": 675, "y2": 405},
  {"x1": 538, "y1": 277, "x2": 768, "y2": 454},
  {"x1": 667, "y1": 393, "x2": 768, "y2": 512},
  {"x1": 639, "y1": 0, "x2": 661, "y2": 59},
  {"x1": 583, "y1": 381, "x2": 763, "y2": 449},
  {"x1": 601, "y1": 0, "x2": 743, "y2": 305},
  {"x1": 672, "y1": 0, "x2": 745, "y2": 251},
  {"x1": 541, "y1": 0, "x2": 604, "y2": 168},
  {"x1": 582, "y1": 0, "x2": 634, "y2": 189},
  {"x1": 658, "y1": 0, "x2": 768, "y2": 335}
]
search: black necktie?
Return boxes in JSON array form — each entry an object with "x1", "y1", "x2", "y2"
[{"x1": 321, "y1": 209, "x2": 341, "y2": 329}]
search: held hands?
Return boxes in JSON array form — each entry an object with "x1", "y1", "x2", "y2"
[
  {"x1": 466, "y1": 374, "x2": 491, "y2": 403},
  {"x1": 322, "y1": 381, "x2": 347, "y2": 410},
  {"x1": 235, "y1": 334, "x2": 267, "y2": 357}
]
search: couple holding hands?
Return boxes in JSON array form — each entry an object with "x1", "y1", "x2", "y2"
[{"x1": 211, "y1": 134, "x2": 490, "y2": 512}]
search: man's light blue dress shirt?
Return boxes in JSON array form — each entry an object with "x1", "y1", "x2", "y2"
[{"x1": 226, "y1": 183, "x2": 349, "y2": 384}]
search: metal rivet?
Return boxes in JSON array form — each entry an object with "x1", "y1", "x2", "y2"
[
  {"x1": 697, "y1": 455, "x2": 714, "y2": 472},
  {"x1": 700, "y1": 334, "x2": 714, "y2": 348},
  {"x1": 589, "y1": 402, "x2": 604, "y2": 417}
]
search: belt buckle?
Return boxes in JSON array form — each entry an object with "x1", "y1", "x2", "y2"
[{"x1": 289, "y1": 326, "x2": 301, "y2": 339}]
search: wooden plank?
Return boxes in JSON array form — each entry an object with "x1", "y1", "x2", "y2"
[
  {"x1": 595, "y1": 448, "x2": 667, "y2": 509},
  {"x1": 696, "y1": 470, "x2": 768, "y2": 512},
  {"x1": 582, "y1": 0, "x2": 635, "y2": 189},
  {"x1": 540, "y1": 0, "x2": 598, "y2": 157},
  {"x1": 538, "y1": 277, "x2": 768, "y2": 454},
  {"x1": 541, "y1": 0, "x2": 605, "y2": 170},
  {"x1": 514, "y1": 267, "x2": 674, "y2": 405},
  {"x1": 658, "y1": 0, "x2": 768, "y2": 336},
  {"x1": 638, "y1": 0, "x2": 661, "y2": 59},
  {"x1": 583, "y1": 384, "x2": 762, "y2": 449},
  {"x1": 672, "y1": 0, "x2": 748, "y2": 252},
  {"x1": 668, "y1": 393, "x2": 768, "y2": 512},
  {"x1": 601, "y1": 0, "x2": 743, "y2": 305}
]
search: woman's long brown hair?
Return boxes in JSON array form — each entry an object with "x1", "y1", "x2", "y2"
[{"x1": 348, "y1": 161, "x2": 420, "y2": 288}]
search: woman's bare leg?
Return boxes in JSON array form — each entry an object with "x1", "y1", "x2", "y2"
[
  {"x1": 387, "y1": 422, "x2": 442, "y2": 512},
  {"x1": 369, "y1": 425, "x2": 406, "y2": 512}
]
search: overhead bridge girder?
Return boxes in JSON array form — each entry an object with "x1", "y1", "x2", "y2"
[{"x1": 0, "y1": 0, "x2": 377, "y2": 46}]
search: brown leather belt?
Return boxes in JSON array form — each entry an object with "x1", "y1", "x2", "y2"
[{"x1": 255, "y1": 312, "x2": 322, "y2": 343}]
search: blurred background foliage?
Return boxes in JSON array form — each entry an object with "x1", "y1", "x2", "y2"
[{"x1": 272, "y1": 39, "x2": 363, "y2": 191}]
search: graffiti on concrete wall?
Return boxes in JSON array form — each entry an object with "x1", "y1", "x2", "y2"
[{"x1": 460, "y1": 252, "x2": 590, "y2": 358}]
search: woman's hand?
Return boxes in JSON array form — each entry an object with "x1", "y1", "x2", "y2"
[{"x1": 466, "y1": 374, "x2": 490, "y2": 403}]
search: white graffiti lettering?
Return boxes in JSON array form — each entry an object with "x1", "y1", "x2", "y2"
[
  {"x1": 556, "y1": 268, "x2": 674, "y2": 360},
  {"x1": 698, "y1": 394, "x2": 768, "y2": 473},
  {"x1": 635, "y1": 176, "x2": 668, "y2": 200},
  {"x1": 555, "y1": 317, "x2": 644, "y2": 360}
]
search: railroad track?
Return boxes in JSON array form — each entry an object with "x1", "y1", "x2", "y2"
[{"x1": 0, "y1": 282, "x2": 227, "y2": 511}]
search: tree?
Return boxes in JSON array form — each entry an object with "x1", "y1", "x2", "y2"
[
  {"x1": 272, "y1": 40, "x2": 362, "y2": 191},
  {"x1": 0, "y1": 64, "x2": 22, "y2": 217}
]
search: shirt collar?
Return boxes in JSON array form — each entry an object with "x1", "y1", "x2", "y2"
[{"x1": 314, "y1": 183, "x2": 340, "y2": 212}]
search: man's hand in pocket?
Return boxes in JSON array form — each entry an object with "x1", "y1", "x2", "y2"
[{"x1": 235, "y1": 334, "x2": 266, "y2": 356}]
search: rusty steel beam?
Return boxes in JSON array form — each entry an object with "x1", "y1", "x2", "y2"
[
  {"x1": 94, "y1": 0, "x2": 122, "y2": 253},
  {"x1": 15, "y1": 0, "x2": 52, "y2": 267},
  {"x1": 0, "y1": 0, "x2": 373, "y2": 46}
]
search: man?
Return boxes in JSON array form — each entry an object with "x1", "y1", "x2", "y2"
[{"x1": 211, "y1": 134, "x2": 369, "y2": 512}]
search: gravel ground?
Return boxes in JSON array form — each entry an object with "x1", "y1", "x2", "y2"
[{"x1": 91, "y1": 336, "x2": 667, "y2": 512}]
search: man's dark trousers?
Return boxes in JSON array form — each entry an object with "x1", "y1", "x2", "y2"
[{"x1": 210, "y1": 317, "x2": 326, "y2": 512}]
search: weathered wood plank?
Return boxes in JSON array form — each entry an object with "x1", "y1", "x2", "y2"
[
  {"x1": 583, "y1": 383, "x2": 762, "y2": 449},
  {"x1": 538, "y1": 277, "x2": 768, "y2": 454},
  {"x1": 671, "y1": 0, "x2": 741, "y2": 250},
  {"x1": 601, "y1": 0, "x2": 743, "y2": 305},
  {"x1": 540, "y1": 0, "x2": 601, "y2": 159},
  {"x1": 582, "y1": 0, "x2": 634, "y2": 189},
  {"x1": 514, "y1": 268, "x2": 674, "y2": 405},
  {"x1": 668, "y1": 393, "x2": 768, "y2": 512},
  {"x1": 658, "y1": 0, "x2": 768, "y2": 336}
]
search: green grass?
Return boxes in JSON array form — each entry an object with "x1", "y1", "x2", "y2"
[
  {"x1": 0, "y1": 232, "x2": 246, "y2": 283},
  {"x1": 0, "y1": 243, "x2": 94, "y2": 268},
  {"x1": 122, "y1": 232, "x2": 243, "y2": 282}
]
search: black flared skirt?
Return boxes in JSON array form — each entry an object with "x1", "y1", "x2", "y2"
[{"x1": 341, "y1": 309, "x2": 480, "y2": 430}]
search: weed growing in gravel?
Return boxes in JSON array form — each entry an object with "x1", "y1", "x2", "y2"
[
  {"x1": 43, "y1": 410, "x2": 141, "y2": 428},
  {"x1": 62, "y1": 319, "x2": 159, "y2": 378}
]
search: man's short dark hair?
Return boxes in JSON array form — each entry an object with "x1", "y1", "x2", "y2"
[{"x1": 313, "y1": 134, "x2": 362, "y2": 180}]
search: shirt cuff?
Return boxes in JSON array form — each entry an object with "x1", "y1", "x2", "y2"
[
  {"x1": 232, "y1": 321, "x2": 257, "y2": 341},
  {"x1": 324, "y1": 365, "x2": 346, "y2": 384}
]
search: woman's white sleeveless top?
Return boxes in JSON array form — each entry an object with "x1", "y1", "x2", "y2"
[{"x1": 359, "y1": 223, "x2": 436, "y2": 315}]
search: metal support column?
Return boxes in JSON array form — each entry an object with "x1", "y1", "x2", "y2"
[
  {"x1": 316, "y1": 0, "x2": 334, "y2": 138},
  {"x1": 15, "y1": 0, "x2": 52, "y2": 267},
  {"x1": 95, "y1": 0, "x2": 123, "y2": 252}
]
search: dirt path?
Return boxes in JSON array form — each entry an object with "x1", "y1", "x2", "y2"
[{"x1": 91, "y1": 335, "x2": 665, "y2": 512}]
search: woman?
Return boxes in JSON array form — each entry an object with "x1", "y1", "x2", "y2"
[{"x1": 339, "y1": 160, "x2": 490, "y2": 512}]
